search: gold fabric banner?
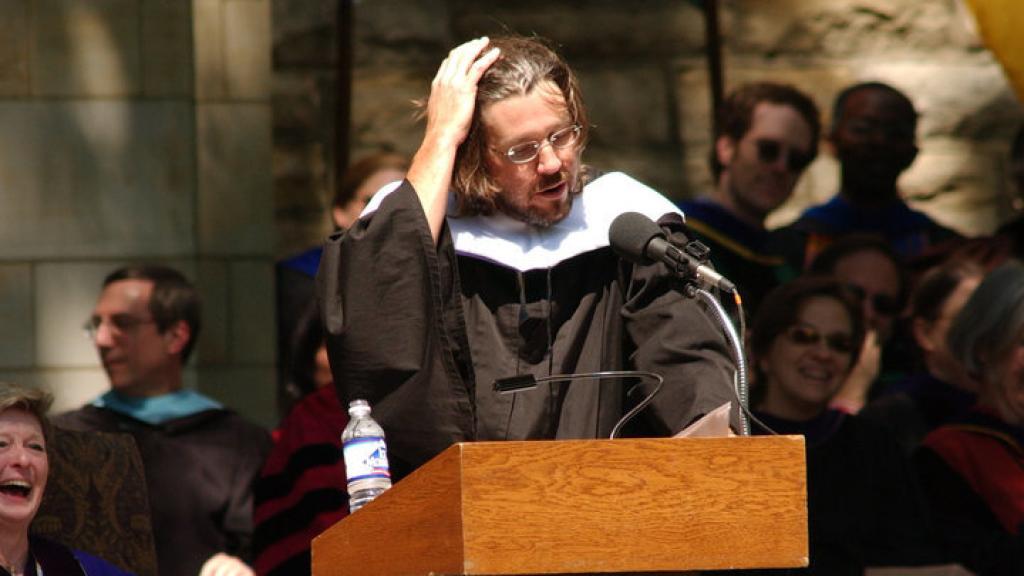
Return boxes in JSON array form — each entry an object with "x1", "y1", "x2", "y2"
[{"x1": 965, "y1": 0, "x2": 1024, "y2": 101}]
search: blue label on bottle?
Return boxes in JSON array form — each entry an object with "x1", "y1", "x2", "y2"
[{"x1": 343, "y1": 436, "x2": 390, "y2": 481}]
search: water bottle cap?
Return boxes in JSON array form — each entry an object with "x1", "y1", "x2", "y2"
[{"x1": 348, "y1": 399, "x2": 371, "y2": 416}]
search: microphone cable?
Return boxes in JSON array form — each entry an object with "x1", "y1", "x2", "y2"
[{"x1": 494, "y1": 370, "x2": 663, "y2": 440}]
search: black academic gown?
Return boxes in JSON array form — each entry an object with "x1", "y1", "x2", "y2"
[{"x1": 318, "y1": 172, "x2": 737, "y2": 478}]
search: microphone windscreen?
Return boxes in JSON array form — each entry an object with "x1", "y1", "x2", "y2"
[{"x1": 609, "y1": 212, "x2": 664, "y2": 265}]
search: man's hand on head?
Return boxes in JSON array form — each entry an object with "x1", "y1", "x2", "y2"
[
  {"x1": 422, "y1": 36, "x2": 501, "y2": 150},
  {"x1": 408, "y1": 37, "x2": 502, "y2": 243}
]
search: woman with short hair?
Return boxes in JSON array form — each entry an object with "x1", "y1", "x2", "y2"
[{"x1": 0, "y1": 383, "x2": 132, "y2": 576}]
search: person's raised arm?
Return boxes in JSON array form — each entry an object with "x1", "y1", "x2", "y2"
[{"x1": 406, "y1": 37, "x2": 500, "y2": 243}]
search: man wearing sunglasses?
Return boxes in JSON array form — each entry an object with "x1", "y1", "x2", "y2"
[
  {"x1": 788, "y1": 82, "x2": 961, "y2": 267},
  {"x1": 679, "y1": 82, "x2": 821, "y2": 313},
  {"x1": 318, "y1": 35, "x2": 736, "y2": 479}
]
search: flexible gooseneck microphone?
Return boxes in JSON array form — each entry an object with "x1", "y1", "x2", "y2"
[
  {"x1": 608, "y1": 212, "x2": 736, "y2": 293},
  {"x1": 608, "y1": 211, "x2": 751, "y2": 435}
]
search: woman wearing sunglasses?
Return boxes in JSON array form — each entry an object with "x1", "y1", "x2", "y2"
[{"x1": 747, "y1": 276, "x2": 937, "y2": 575}]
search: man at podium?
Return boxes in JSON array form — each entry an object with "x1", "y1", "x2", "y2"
[{"x1": 318, "y1": 35, "x2": 736, "y2": 479}]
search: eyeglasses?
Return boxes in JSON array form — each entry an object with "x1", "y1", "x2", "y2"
[
  {"x1": 82, "y1": 315, "x2": 157, "y2": 340},
  {"x1": 844, "y1": 284, "x2": 902, "y2": 317},
  {"x1": 755, "y1": 139, "x2": 815, "y2": 172},
  {"x1": 500, "y1": 124, "x2": 582, "y2": 164},
  {"x1": 784, "y1": 324, "x2": 855, "y2": 354}
]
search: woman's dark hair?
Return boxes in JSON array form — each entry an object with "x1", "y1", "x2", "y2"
[
  {"x1": 910, "y1": 259, "x2": 985, "y2": 324},
  {"x1": 287, "y1": 301, "x2": 326, "y2": 397},
  {"x1": 331, "y1": 152, "x2": 409, "y2": 210},
  {"x1": 750, "y1": 275, "x2": 866, "y2": 386}
]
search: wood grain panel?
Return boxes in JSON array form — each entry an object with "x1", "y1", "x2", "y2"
[
  {"x1": 313, "y1": 445, "x2": 466, "y2": 575},
  {"x1": 313, "y1": 437, "x2": 808, "y2": 575},
  {"x1": 459, "y1": 437, "x2": 807, "y2": 573}
]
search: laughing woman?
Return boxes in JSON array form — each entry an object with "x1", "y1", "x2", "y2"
[
  {"x1": 0, "y1": 384, "x2": 132, "y2": 576},
  {"x1": 747, "y1": 276, "x2": 937, "y2": 575}
]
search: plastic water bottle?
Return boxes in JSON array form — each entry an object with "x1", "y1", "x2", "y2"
[{"x1": 341, "y1": 399, "x2": 391, "y2": 513}]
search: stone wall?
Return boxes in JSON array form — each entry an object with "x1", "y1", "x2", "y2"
[
  {"x1": 274, "y1": 0, "x2": 1023, "y2": 256},
  {"x1": 0, "y1": 0, "x2": 277, "y2": 425}
]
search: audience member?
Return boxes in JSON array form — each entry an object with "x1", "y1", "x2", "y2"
[
  {"x1": 252, "y1": 306, "x2": 348, "y2": 576},
  {"x1": 860, "y1": 259, "x2": 983, "y2": 455},
  {"x1": 748, "y1": 276, "x2": 936, "y2": 574},
  {"x1": 915, "y1": 260, "x2": 1024, "y2": 575},
  {"x1": 807, "y1": 235, "x2": 909, "y2": 412},
  {"x1": 0, "y1": 383, "x2": 132, "y2": 575},
  {"x1": 318, "y1": 35, "x2": 736, "y2": 479},
  {"x1": 678, "y1": 81, "x2": 820, "y2": 312},
  {"x1": 786, "y1": 81, "x2": 960, "y2": 268},
  {"x1": 55, "y1": 265, "x2": 272, "y2": 576},
  {"x1": 275, "y1": 152, "x2": 408, "y2": 411},
  {"x1": 284, "y1": 302, "x2": 334, "y2": 399}
]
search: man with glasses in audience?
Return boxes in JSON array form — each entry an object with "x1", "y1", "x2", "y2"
[
  {"x1": 56, "y1": 265, "x2": 271, "y2": 576},
  {"x1": 679, "y1": 81, "x2": 821, "y2": 313},
  {"x1": 787, "y1": 81, "x2": 961, "y2": 268},
  {"x1": 318, "y1": 35, "x2": 736, "y2": 479}
]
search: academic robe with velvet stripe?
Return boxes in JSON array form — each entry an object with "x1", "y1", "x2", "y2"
[
  {"x1": 318, "y1": 172, "x2": 737, "y2": 478},
  {"x1": 252, "y1": 386, "x2": 349, "y2": 576},
  {"x1": 915, "y1": 407, "x2": 1024, "y2": 574}
]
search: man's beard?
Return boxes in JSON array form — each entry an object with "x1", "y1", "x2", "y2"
[
  {"x1": 497, "y1": 192, "x2": 574, "y2": 228},
  {"x1": 496, "y1": 175, "x2": 578, "y2": 227}
]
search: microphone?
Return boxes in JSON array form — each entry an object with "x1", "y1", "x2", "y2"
[{"x1": 609, "y1": 212, "x2": 736, "y2": 293}]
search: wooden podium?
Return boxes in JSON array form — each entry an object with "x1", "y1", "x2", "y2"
[{"x1": 313, "y1": 436, "x2": 808, "y2": 575}]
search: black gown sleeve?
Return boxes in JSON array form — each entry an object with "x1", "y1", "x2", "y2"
[{"x1": 317, "y1": 181, "x2": 475, "y2": 477}]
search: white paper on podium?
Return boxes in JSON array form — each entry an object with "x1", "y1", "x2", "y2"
[{"x1": 673, "y1": 402, "x2": 735, "y2": 438}]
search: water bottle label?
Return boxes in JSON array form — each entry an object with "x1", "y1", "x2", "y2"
[{"x1": 342, "y1": 436, "x2": 390, "y2": 481}]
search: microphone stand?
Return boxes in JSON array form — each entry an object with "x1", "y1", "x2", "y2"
[
  {"x1": 669, "y1": 238, "x2": 750, "y2": 435},
  {"x1": 692, "y1": 286, "x2": 751, "y2": 436}
]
